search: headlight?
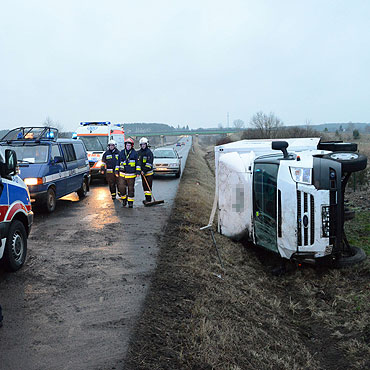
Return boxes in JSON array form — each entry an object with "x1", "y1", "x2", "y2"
[
  {"x1": 290, "y1": 167, "x2": 312, "y2": 184},
  {"x1": 169, "y1": 163, "x2": 178, "y2": 167},
  {"x1": 24, "y1": 177, "x2": 44, "y2": 186}
]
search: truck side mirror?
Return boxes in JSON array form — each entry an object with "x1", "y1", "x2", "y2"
[
  {"x1": 5, "y1": 149, "x2": 17, "y2": 176},
  {"x1": 272, "y1": 141, "x2": 289, "y2": 158}
]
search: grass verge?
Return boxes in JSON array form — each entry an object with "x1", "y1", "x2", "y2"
[{"x1": 125, "y1": 145, "x2": 370, "y2": 370}]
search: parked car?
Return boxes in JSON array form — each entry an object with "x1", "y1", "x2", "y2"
[
  {"x1": 0, "y1": 127, "x2": 90, "y2": 212},
  {"x1": 176, "y1": 142, "x2": 181, "y2": 147},
  {"x1": 214, "y1": 138, "x2": 367, "y2": 267},
  {"x1": 0, "y1": 148, "x2": 33, "y2": 271},
  {"x1": 153, "y1": 147, "x2": 182, "y2": 178}
]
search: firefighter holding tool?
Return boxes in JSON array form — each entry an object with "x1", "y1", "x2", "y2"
[
  {"x1": 137, "y1": 137, "x2": 154, "y2": 204},
  {"x1": 116, "y1": 138, "x2": 141, "y2": 208}
]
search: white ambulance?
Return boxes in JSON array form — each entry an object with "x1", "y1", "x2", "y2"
[{"x1": 75, "y1": 122, "x2": 125, "y2": 178}]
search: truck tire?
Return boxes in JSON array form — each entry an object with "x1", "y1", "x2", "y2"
[
  {"x1": 44, "y1": 187, "x2": 56, "y2": 213},
  {"x1": 3, "y1": 220, "x2": 27, "y2": 272},
  {"x1": 323, "y1": 152, "x2": 367, "y2": 173},
  {"x1": 77, "y1": 178, "x2": 88, "y2": 198},
  {"x1": 335, "y1": 246, "x2": 366, "y2": 268},
  {"x1": 318, "y1": 142, "x2": 358, "y2": 152}
]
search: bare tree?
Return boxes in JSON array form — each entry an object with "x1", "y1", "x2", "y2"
[
  {"x1": 249, "y1": 111, "x2": 284, "y2": 138},
  {"x1": 233, "y1": 119, "x2": 245, "y2": 129},
  {"x1": 43, "y1": 116, "x2": 63, "y2": 131}
]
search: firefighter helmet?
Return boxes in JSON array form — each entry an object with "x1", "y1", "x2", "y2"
[
  {"x1": 125, "y1": 138, "x2": 134, "y2": 145},
  {"x1": 108, "y1": 139, "x2": 117, "y2": 147},
  {"x1": 139, "y1": 137, "x2": 149, "y2": 145}
]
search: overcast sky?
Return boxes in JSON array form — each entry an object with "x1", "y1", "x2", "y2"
[{"x1": 0, "y1": 0, "x2": 369, "y2": 131}]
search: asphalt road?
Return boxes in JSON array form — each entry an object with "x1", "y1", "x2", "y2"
[{"x1": 0, "y1": 138, "x2": 191, "y2": 370}]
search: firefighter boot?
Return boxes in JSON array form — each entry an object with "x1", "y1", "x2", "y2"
[
  {"x1": 128, "y1": 201, "x2": 133, "y2": 208},
  {"x1": 122, "y1": 198, "x2": 127, "y2": 207},
  {"x1": 111, "y1": 193, "x2": 116, "y2": 200},
  {"x1": 145, "y1": 195, "x2": 152, "y2": 203}
]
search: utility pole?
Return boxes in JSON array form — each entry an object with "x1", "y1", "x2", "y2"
[{"x1": 227, "y1": 112, "x2": 229, "y2": 128}]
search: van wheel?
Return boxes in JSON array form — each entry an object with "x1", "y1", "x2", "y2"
[
  {"x1": 44, "y1": 187, "x2": 56, "y2": 213},
  {"x1": 323, "y1": 152, "x2": 367, "y2": 173},
  {"x1": 335, "y1": 246, "x2": 366, "y2": 268},
  {"x1": 3, "y1": 220, "x2": 27, "y2": 272},
  {"x1": 77, "y1": 178, "x2": 88, "y2": 198}
]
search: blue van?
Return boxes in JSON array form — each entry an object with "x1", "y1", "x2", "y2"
[{"x1": 0, "y1": 127, "x2": 90, "y2": 212}]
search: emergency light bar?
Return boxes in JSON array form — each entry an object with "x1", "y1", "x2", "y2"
[{"x1": 80, "y1": 122, "x2": 110, "y2": 126}]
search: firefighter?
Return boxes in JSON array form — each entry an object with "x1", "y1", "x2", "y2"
[
  {"x1": 137, "y1": 137, "x2": 154, "y2": 203},
  {"x1": 116, "y1": 137, "x2": 141, "y2": 208},
  {"x1": 101, "y1": 140, "x2": 120, "y2": 200}
]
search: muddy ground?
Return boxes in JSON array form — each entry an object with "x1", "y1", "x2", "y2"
[{"x1": 0, "y1": 141, "x2": 191, "y2": 370}]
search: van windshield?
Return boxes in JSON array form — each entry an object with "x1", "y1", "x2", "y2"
[
  {"x1": 3, "y1": 145, "x2": 49, "y2": 164},
  {"x1": 78, "y1": 136, "x2": 108, "y2": 151}
]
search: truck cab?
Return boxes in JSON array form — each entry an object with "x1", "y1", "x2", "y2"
[{"x1": 215, "y1": 138, "x2": 367, "y2": 265}]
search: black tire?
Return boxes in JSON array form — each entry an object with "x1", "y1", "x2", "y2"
[
  {"x1": 3, "y1": 220, "x2": 27, "y2": 272},
  {"x1": 175, "y1": 169, "x2": 181, "y2": 178},
  {"x1": 44, "y1": 187, "x2": 56, "y2": 213},
  {"x1": 335, "y1": 246, "x2": 367, "y2": 268},
  {"x1": 77, "y1": 178, "x2": 88, "y2": 198},
  {"x1": 323, "y1": 152, "x2": 367, "y2": 173},
  {"x1": 318, "y1": 142, "x2": 358, "y2": 152}
]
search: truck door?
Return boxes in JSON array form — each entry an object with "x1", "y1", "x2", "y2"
[{"x1": 253, "y1": 163, "x2": 279, "y2": 253}]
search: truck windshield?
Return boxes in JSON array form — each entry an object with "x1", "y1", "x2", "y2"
[
  {"x1": 78, "y1": 136, "x2": 108, "y2": 151},
  {"x1": 2, "y1": 145, "x2": 49, "y2": 164},
  {"x1": 253, "y1": 163, "x2": 279, "y2": 252}
]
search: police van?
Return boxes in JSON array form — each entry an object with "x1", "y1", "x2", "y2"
[
  {"x1": 0, "y1": 127, "x2": 90, "y2": 213},
  {"x1": 75, "y1": 122, "x2": 125, "y2": 178},
  {"x1": 0, "y1": 148, "x2": 33, "y2": 271}
]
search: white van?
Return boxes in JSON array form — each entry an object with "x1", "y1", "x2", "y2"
[{"x1": 214, "y1": 138, "x2": 367, "y2": 266}]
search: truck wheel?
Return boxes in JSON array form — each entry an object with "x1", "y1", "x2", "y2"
[
  {"x1": 77, "y1": 178, "x2": 88, "y2": 198},
  {"x1": 3, "y1": 220, "x2": 27, "y2": 272},
  {"x1": 318, "y1": 142, "x2": 358, "y2": 152},
  {"x1": 44, "y1": 187, "x2": 56, "y2": 213},
  {"x1": 335, "y1": 246, "x2": 366, "y2": 268},
  {"x1": 323, "y1": 152, "x2": 367, "y2": 173}
]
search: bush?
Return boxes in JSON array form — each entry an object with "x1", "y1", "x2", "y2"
[
  {"x1": 241, "y1": 126, "x2": 323, "y2": 140},
  {"x1": 353, "y1": 129, "x2": 360, "y2": 139},
  {"x1": 216, "y1": 136, "x2": 233, "y2": 146}
]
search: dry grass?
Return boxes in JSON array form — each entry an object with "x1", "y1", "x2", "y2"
[{"x1": 125, "y1": 144, "x2": 370, "y2": 370}]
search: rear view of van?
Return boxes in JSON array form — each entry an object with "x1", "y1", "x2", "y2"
[{"x1": 0, "y1": 127, "x2": 90, "y2": 212}]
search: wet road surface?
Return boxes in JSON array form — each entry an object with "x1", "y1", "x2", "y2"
[{"x1": 0, "y1": 139, "x2": 191, "y2": 370}]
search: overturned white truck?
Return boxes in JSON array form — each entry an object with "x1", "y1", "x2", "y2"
[{"x1": 215, "y1": 138, "x2": 367, "y2": 265}]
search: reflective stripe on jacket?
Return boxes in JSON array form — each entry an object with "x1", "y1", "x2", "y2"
[
  {"x1": 116, "y1": 148, "x2": 141, "y2": 175},
  {"x1": 102, "y1": 148, "x2": 120, "y2": 170},
  {"x1": 137, "y1": 147, "x2": 154, "y2": 174}
]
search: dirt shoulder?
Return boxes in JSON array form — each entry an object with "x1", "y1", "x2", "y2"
[{"x1": 125, "y1": 145, "x2": 370, "y2": 370}]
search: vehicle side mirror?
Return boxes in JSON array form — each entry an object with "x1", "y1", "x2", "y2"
[
  {"x1": 53, "y1": 156, "x2": 64, "y2": 163},
  {"x1": 272, "y1": 141, "x2": 289, "y2": 158},
  {"x1": 179, "y1": 156, "x2": 182, "y2": 159},
  {"x1": 5, "y1": 149, "x2": 17, "y2": 176}
]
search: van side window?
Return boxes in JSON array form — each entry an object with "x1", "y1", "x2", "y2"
[
  {"x1": 74, "y1": 143, "x2": 87, "y2": 160},
  {"x1": 62, "y1": 144, "x2": 77, "y2": 162},
  {"x1": 51, "y1": 144, "x2": 61, "y2": 160}
]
